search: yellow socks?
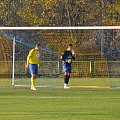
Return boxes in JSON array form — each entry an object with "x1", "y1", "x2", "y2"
[{"x1": 31, "y1": 78, "x2": 35, "y2": 88}]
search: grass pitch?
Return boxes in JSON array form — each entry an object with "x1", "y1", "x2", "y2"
[{"x1": 0, "y1": 87, "x2": 120, "y2": 120}]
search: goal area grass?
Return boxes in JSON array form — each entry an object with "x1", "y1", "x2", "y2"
[{"x1": 0, "y1": 77, "x2": 120, "y2": 88}]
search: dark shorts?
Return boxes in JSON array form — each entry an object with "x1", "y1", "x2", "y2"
[
  {"x1": 29, "y1": 64, "x2": 38, "y2": 75},
  {"x1": 62, "y1": 61, "x2": 72, "y2": 73}
]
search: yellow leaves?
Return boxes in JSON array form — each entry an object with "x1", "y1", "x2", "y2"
[
  {"x1": 0, "y1": 0, "x2": 120, "y2": 26},
  {"x1": 44, "y1": 0, "x2": 57, "y2": 9},
  {"x1": 103, "y1": 18, "x2": 119, "y2": 26},
  {"x1": 16, "y1": 0, "x2": 58, "y2": 26},
  {"x1": 33, "y1": 0, "x2": 43, "y2": 4},
  {"x1": 18, "y1": 8, "x2": 45, "y2": 26},
  {"x1": 115, "y1": 5, "x2": 120, "y2": 13}
]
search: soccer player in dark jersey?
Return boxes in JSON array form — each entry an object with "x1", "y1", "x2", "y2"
[{"x1": 61, "y1": 44, "x2": 75, "y2": 89}]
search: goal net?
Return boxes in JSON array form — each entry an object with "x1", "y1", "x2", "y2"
[{"x1": 0, "y1": 27, "x2": 120, "y2": 88}]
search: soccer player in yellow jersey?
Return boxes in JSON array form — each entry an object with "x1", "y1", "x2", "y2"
[{"x1": 26, "y1": 43, "x2": 41, "y2": 90}]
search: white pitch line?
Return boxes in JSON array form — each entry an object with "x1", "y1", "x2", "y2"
[
  {"x1": 0, "y1": 96, "x2": 120, "y2": 99},
  {"x1": 0, "y1": 111, "x2": 97, "y2": 114}
]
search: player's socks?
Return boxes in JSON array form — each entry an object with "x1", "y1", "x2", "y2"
[
  {"x1": 67, "y1": 75, "x2": 70, "y2": 83},
  {"x1": 64, "y1": 75, "x2": 70, "y2": 88},
  {"x1": 64, "y1": 75, "x2": 68, "y2": 84},
  {"x1": 31, "y1": 78, "x2": 35, "y2": 89}
]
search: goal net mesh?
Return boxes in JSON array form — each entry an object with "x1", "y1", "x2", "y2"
[{"x1": 0, "y1": 28, "x2": 120, "y2": 88}]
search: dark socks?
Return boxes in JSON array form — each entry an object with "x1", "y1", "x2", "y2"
[
  {"x1": 64, "y1": 75, "x2": 69, "y2": 84},
  {"x1": 64, "y1": 75, "x2": 70, "y2": 84},
  {"x1": 68, "y1": 75, "x2": 70, "y2": 83}
]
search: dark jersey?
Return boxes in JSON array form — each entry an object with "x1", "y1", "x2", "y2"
[{"x1": 61, "y1": 50, "x2": 75, "y2": 66}]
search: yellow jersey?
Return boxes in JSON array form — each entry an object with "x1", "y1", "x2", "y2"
[{"x1": 27, "y1": 49, "x2": 40, "y2": 66}]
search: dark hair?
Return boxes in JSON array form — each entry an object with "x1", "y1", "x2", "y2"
[
  {"x1": 36, "y1": 43, "x2": 41, "y2": 47},
  {"x1": 68, "y1": 44, "x2": 73, "y2": 47}
]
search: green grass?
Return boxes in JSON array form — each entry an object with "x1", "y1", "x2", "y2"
[
  {"x1": 0, "y1": 77, "x2": 120, "y2": 87},
  {"x1": 0, "y1": 87, "x2": 120, "y2": 120}
]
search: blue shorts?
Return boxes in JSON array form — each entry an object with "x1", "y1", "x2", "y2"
[
  {"x1": 62, "y1": 61, "x2": 72, "y2": 73},
  {"x1": 29, "y1": 64, "x2": 38, "y2": 75}
]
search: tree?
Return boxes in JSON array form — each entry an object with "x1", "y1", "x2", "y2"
[{"x1": 0, "y1": 0, "x2": 120, "y2": 26}]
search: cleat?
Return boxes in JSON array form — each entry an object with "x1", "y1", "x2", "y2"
[
  {"x1": 63, "y1": 83, "x2": 70, "y2": 89},
  {"x1": 63, "y1": 84, "x2": 70, "y2": 89},
  {"x1": 64, "y1": 86, "x2": 70, "y2": 89},
  {"x1": 31, "y1": 87, "x2": 36, "y2": 90}
]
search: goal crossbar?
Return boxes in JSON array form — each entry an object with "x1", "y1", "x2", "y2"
[{"x1": 0, "y1": 26, "x2": 120, "y2": 30}]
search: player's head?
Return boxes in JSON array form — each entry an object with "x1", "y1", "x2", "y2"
[
  {"x1": 67, "y1": 44, "x2": 73, "y2": 51},
  {"x1": 35, "y1": 43, "x2": 41, "y2": 50}
]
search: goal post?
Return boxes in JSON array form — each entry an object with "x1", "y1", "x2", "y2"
[{"x1": 12, "y1": 36, "x2": 15, "y2": 86}]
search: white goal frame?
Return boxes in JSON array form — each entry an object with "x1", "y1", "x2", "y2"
[{"x1": 1, "y1": 26, "x2": 120, "y2": 88}]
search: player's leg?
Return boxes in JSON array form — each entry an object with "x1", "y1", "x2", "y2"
[
  {"x1": 32, "y1": 64, "x2": 38, "y2": 90},
  {"x1": 29, "y1": 64, "x2": 38, "y2": 90},
  {"x1": 66, "y1": 73, "x2": 71, "y2": 88},
  {"x1": 67, "y1": 67, "x2": 72, "y2": 85},
  {"x1": 31, "y1": 73, "x2": 36, "y2": 90},
  {"x1": 64, "y1": 66, "x2": 72, "y2": 88},
  {"x1": 64, "y1": 72, "x2": 70, "y2": 88},
  {"x1": 62, "y1": 61, "x2": 69, "y2": 88},
  {"x1": 64, "y1": 72, "x2": 69, "y2": 84}
]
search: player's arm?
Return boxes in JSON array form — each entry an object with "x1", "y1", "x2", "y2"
[
  {"x1": 26, "y1": 55, "x2": 30, "y2": 68},
  {"x1": 26, "y1": 49, "x2": 34, "y2": 68},
  {"x1": 38, "y1": 60, "x2": 40, "y2": 69},
  {"x1": 72, "y1": 50, "x2": 75, "y2": 60},
  {"x1": 38, "y1": 51, "x2": 41, "y2": 69},
  {"x1": 61, "y1": 51, "x2": 66, "y2": 61}
]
